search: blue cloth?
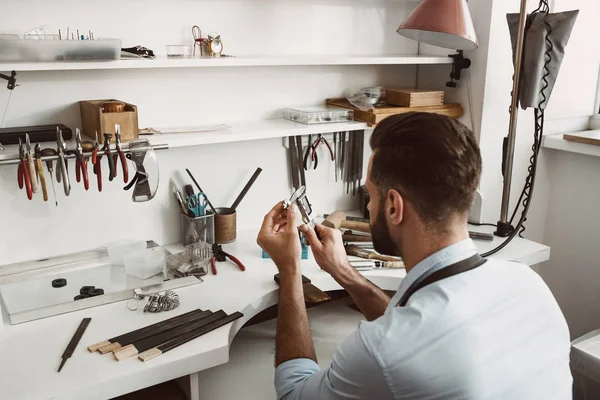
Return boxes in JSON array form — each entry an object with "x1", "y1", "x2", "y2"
[{"x1": 274, "y1": 239, "x2": 572, "y2": 400}]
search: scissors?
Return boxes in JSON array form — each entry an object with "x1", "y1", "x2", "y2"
[{"x1": 187, "y1": 192, "x2": 208, "y2": 217}]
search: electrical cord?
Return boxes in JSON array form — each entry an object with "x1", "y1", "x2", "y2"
[
  {"x1": 468, "y1": 222, "x2": 498, "y2": 228},
  {"x1": 482, "y1": 0, "x2": 552, "y2": 257}
]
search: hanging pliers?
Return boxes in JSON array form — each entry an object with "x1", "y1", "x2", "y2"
[
  {"x1": 311, "y1": 134, "x2": 335, "y2": 168},
  {"x1": 210, "y1": 244, "x2": 246, "y2": 275},
  {"x1": 66, "y1": 129, "x2": 89, "y2": 191},
  {"x1": 25, "y1": 134, "x2": 39, "y2": 194},
  {"x1": 91, "y1": 132, "x2": 103, "y2": 192},
  {"x1": 56, "y1": 127, "x2": 71, "y2": 196},
  {"x1": 34, "y1": 144, "x2": 49, "y2": 202},
  {"x1": 303, "y1": 134, "x2": 315, "y2": 170},
  {"x1": 112, "y1": 125, "x2": 129, "y2": 183},
  {"x1": 17, "y1": 138, "x2": 33, "y2": 200},
  {"x1": 102, "y1": 133, "x2": 116, "y2": 182}
]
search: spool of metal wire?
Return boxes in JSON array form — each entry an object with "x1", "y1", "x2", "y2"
[{"x1": 143, "y1": 290, "x2": 180, "y2": 313}]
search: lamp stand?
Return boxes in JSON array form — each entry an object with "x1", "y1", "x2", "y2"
[{"x1": 495, "y1": 0, "x2": 529, "y2": 237}]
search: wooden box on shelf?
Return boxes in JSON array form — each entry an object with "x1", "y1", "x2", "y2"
[
  {"x1": 325, "y1": 98, "x2": 463, "y2": 127},
  {"x1": 79, "y1": 99, "x2": 139, "y2": 144},
  {"x1": 385, "y1": 88, "x2": 444, "y2": 107}
]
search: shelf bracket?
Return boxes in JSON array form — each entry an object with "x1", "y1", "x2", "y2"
[{"x1": 0, "y1": 70, "x2": 17, "y2": 91}]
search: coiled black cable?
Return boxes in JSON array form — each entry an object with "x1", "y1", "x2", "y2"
[{"x1": 483, "y1": 0, "x2": 552, "y2": 257}]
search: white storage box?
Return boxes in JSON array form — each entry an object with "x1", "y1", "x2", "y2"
[{"x1": 571, "y1": 329, "x2": 600, "y2": 399}]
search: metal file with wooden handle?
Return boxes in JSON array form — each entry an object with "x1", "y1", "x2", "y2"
[
  {"x1": 322, "y1": 210, "x2": 370, "y2": 233},
  {"x1": 345, "y1": 244, "x2": 401, "y2": 263}
]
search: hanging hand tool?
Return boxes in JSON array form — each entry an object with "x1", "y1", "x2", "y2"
[
  {"x1": 91, "y1": 132, "x2": 102, "y2": 192},
  {"x1": 311, "y1": 134, "x2": 334, "y2": 168},
  {"x1": 340, "y1": 131, "x2": 346, "y2": 184},
  {"x1": 295, "y1": 136, "x2": 305, "y2": 187},
  {"x1": 34, "y1": 144, "x2": 48, "y2": 202},
  {"x1": 41, "y1": 148, "x2": 59, "y2": 205},
  {"x1": 210, "y1": 244, "x2": 246, "y2": 275},
  {"x1": 112, "y1": 125, "x2": 129, "y2": 183},
  {"x1": 355, "y1": 130, "x2": 364, "y2": 196},
  {"x1": 17, "y1": 138, "x2": 33, "y2": 200},
  {"x1": 346, "y1": 132, "x2": 355, "y2": 194},
  {"x1": 102, "y1": 133, "x2": 116, "y2": 182},
  {"x1": 66, "y1": 129, "x2": 89, "y2": 190},
  {"x1": 56, "y1": 128, "x2": 71, "y2": 196},
  {"x1": 25, "y1": 134, "x2": 39, "y2": 194},
  {"x1": 333, "y1": 132, "x2": 338, "y2": 182},
  {"x1": 288, "y1": 136, "x2": 300, "y2": 190},
  {"x1": 303, "y1": 134, "x2": 314, "y2": 171}
]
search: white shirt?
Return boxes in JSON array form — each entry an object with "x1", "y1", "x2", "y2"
[{"x1": 275, "y1": 239, "x2": 572, "y2": 399}]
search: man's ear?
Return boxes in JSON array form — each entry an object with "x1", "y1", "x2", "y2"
[{"x1": 387, "y1": 189, "x2": 404, "y2": 226}]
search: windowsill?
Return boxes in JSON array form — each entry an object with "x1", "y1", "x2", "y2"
[{"x1": 542, "y1": 129, "x2": 600, "y2": 158}]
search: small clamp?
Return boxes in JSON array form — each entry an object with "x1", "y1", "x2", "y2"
[
  {"x1": 112, "y1": 125, "x2": 129, "y2": 183},
  {"x1": 0, "y1": 70, "x2": 17, "y2": 90},
  {"x1": 102, "y1": 133, "x2": 116, "y2": 181},
  {"x1": 210, "y1": 244, "x2": 246, "y2": 275},
  {"x1": 17, "y1": 138, "x2": 33, "y2": 200},
  {"x1": 66, "y1": 129, "x2": 89, "y2": 190}
]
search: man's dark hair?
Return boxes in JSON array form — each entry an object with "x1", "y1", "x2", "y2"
[{"x1": 369, "y1": 112, "x2": 482, "y2": 226}]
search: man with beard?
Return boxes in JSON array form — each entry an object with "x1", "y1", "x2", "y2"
[{"x1": 257, "y1": 112, "x2": 571, "y2": 400}]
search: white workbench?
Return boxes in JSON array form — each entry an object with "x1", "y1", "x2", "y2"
[{"x1": 0, "y1": 228, "x2": 550, "y2": 400}]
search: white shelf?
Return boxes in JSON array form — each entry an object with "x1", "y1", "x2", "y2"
[
  {"x1": 0, "y1": 120, "x2": 368, "y2": 162},
  {"x1": 542, "y1": 131, "x2": 600, "y2": 158},
  {"x1": 0, "y1": 55, "x2": 453, "y2": 72},
  {"x1": 145, "y1": 119, "x2": 369, "y2": 148}
]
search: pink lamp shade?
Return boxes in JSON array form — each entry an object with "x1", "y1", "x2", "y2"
[{"x1": 397, "y1": 0, "x2": 478, "y2": 51}]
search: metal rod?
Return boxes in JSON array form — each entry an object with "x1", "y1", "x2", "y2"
[
  {"x1": 498, "y1": 0, "x2": 529, "y2": 225},
  {"x1": 0, "y1": 143, "x2": 169, "y2": 166}
]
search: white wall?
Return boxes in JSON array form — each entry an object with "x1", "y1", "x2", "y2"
[
  {"x1": 0, "y1": 0, "x2": 422, "y2": 265},
  {"x1": 418, "y1": 0, "x2": 600, "y2": 341},
  {"x1": 461, "y1": 0, "x2": 600, "y2": 340}
]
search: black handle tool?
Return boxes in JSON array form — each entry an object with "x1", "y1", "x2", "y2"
[{"x1": 58, "y1": 317, "x2": 92, "y2": 372}]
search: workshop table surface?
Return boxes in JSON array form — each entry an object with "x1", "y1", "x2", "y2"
[{"x1": 0, "y1": 228, "x2": 550, "y2": 400}]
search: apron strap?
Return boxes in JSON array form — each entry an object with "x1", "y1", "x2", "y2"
[{"x1": 397, "y1": 253, "x2": 487, "y2": 307}]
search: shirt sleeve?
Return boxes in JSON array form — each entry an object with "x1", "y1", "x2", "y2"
[{"x1": 274, "y1": 328, "x2": 392, "y2": 400}]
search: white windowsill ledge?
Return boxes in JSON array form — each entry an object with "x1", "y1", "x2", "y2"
[{"x1": 541, "y1": 130, "x2": 600, "y2": 158}]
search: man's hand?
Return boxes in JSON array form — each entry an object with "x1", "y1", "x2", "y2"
[
  {"x1": 257, "y1": 202, "x2": 302, "y2": 273},
  {"x1": 299, "y1": 223, "x2": 353, "y2": 281}
]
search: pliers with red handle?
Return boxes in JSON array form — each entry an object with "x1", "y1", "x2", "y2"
[
  {"x1": 92, "y1": 132, "x2": 103, "y2": 192},
  {"x1": 112, "y1": 125, "x2": 129, "y2": 183},
  {"x1": 311, "y1": 134, "x2": 335, "y2": 166},
  {"x1": 17, "y1": 138, "x2": 33, "y2": 200},
  {"x1": 66, "y1": 129, "x2": 89, "y2": 190},
  {"x1": 211, "y1": 244, "x2": 246, "y2": 275}
]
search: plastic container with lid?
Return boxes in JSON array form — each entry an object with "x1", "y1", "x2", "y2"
[
  {"x1": 108, "y1": 240, "x2": 147, "y2": 266},
  {"x1": 123, "y1": 248, "x2": 166, "y2": 280}
]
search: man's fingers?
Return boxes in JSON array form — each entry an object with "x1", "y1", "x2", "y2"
[
  {"x1": 314, "y1": 223, "x2": 330, "y2": 239},
  {"x1": 286, "y1": 204, "x2": 299, "y2": 226},
  {"x1": 300, "y1": 224, "x2": 322, "y2": 250},
  {"x1": 261, "y1": 201, "x2": 285, "y2": 231}
]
